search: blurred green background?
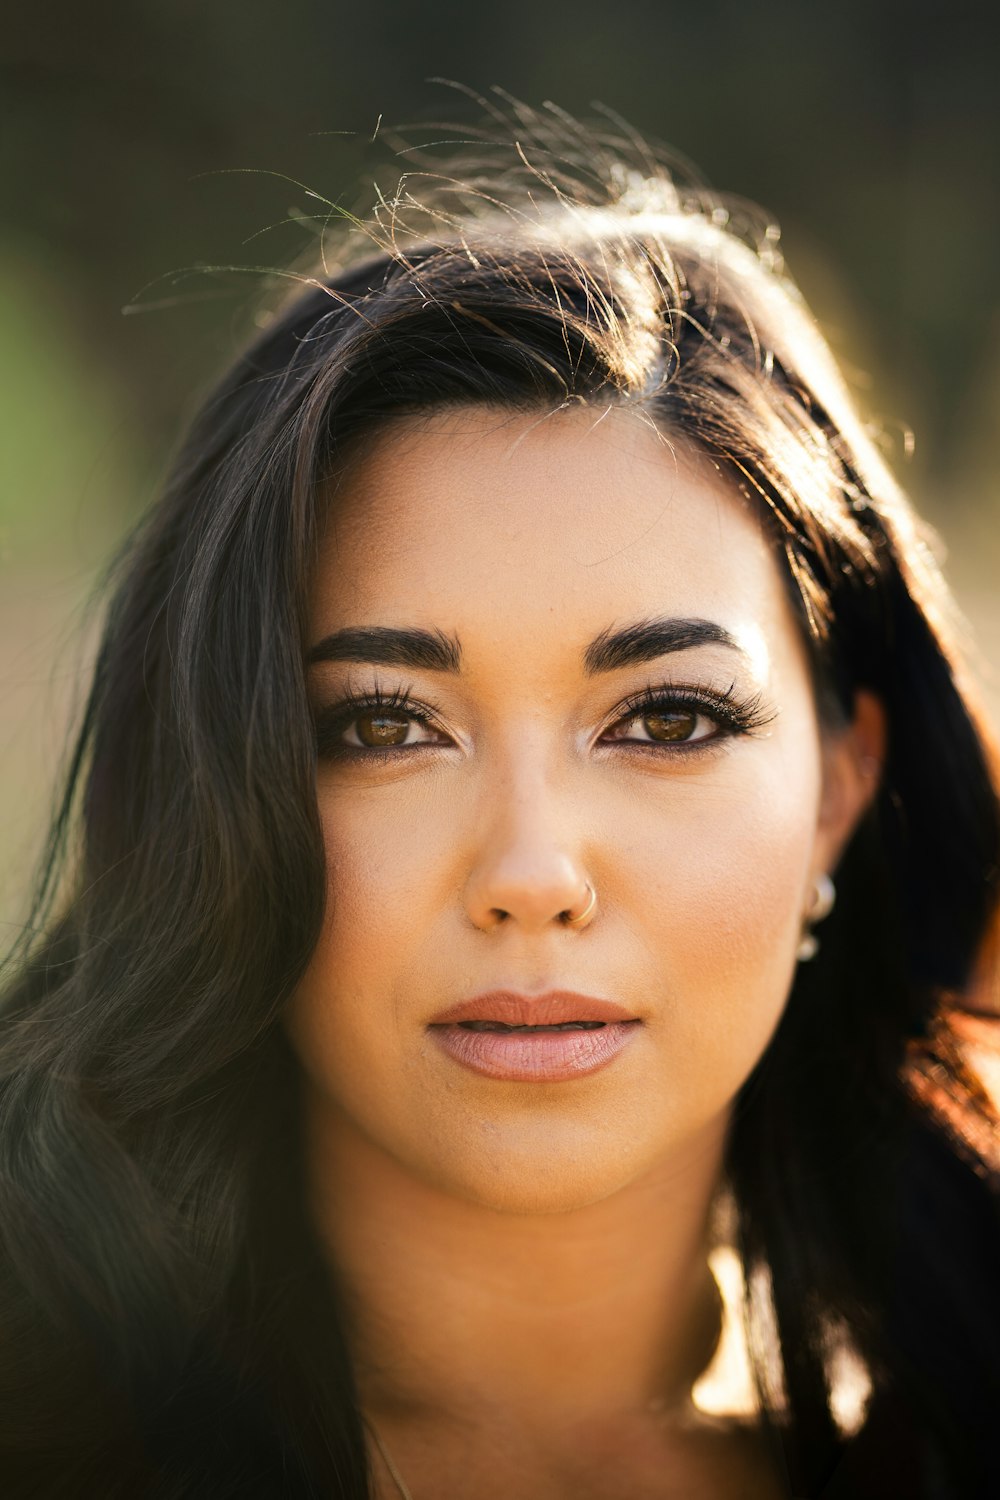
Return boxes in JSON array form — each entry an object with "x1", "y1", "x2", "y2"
[{"x1": 2, "y1": 0, "x2": 999, "y2": 934}]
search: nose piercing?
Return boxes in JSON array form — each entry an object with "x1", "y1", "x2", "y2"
[{"x1": 563, "y1": 881, "x2": 597, "y2": 927}]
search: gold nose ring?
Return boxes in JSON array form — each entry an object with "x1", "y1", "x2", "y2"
[{"x1": 563, "y1": 881, "x2": 597, "y2": 927}]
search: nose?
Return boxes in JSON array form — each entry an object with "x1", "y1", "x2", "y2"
[{"x1": 462, "y1": 763, "x2": 593, "y2": 933}]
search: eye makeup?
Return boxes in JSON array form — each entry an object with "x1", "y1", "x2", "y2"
[
  {"x1": 312, "y1": 676, "x2": 776, "y2": 764},
  {"x1": 313, "y1": 682, "x2": 447, "y2": 759},
  {"x1": 597, "y1": 679, "x2": 775, "y2": 754}
]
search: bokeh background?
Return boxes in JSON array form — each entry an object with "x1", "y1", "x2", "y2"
[{"x1": 3, "y1": 0, "x2": 999, "y2": 933}]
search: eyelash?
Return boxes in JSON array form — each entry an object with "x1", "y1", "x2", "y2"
[
  {"x1": 313, "y1": 679, "x2": 775, "y2": 762},
  {"x1": 313, "y1": 683, "x2": 422, "y2": 763},
  {"x1": 606, "y1": 681, "x2": 775, "y2": 749}
]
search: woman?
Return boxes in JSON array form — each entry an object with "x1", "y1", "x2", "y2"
[{"x1": 1, "y1": 114, "x2": 998, "y2": 1498}]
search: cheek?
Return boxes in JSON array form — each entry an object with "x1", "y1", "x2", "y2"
[
  {"x1": 618, "y1": 753, "x2": 821, "y2": 1079},
  {"x1": 284, "y1": 790, "x2": 437, "y2": 1090}
]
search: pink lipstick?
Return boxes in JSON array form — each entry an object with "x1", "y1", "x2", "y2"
[{"x1": 428, "y1": 990, "x2": 641, "y2": 1082}]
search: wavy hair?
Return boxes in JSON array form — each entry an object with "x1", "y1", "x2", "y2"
[{"x1": 2, "y1": 108, "x2": 999, "y2": 1497}]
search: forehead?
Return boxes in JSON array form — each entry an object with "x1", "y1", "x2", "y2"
[{"x1": 312, "y1": 406, "x2": 799, "y2": 676}]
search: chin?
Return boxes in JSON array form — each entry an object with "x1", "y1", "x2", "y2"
[
  {"x1": 412, "y1": 1125, "x2": 668, "y2": 1216},
  {"x1": 450, "y1": 1165, "x2": 638, "y2": 1217}
]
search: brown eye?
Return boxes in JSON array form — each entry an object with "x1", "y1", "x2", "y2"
[
  {"x1": 354, "y1": 711, "x2": 413, "y2": 747},
  {"x1": 602, "y1": 700, "x2": 719, "y2": 749},
  {"x1": 642, "y1": 709, "x2": 699, "y2": 742},
  {"x1": 316, "y1": 694, "x2": 447, "y2": 759}
]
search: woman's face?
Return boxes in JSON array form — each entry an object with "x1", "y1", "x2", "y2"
[{"x1": 288, "y1": 405, "x2": 871, "y2": 1213}]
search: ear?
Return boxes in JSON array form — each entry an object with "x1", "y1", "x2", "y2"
[{"x1": 812, "y1": 688, "x2": 887, "y2": 875}]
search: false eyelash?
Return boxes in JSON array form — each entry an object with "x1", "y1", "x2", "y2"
[
  {"x1": 338, "y1": 680, "x2": 419, "y2": 716},
  {"x1": 313, "y1": 676, "x2": 777, "y2": 761},
  {"x1": 313, "y1": 679, "x2": 446, "y2": 758},
  {"x1": 608, "y1": 679, "x2": 776, "y2": 739}
]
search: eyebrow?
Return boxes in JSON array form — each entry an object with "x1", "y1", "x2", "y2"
[
  {"x1": 583, "y1": 617, "x2": 747, "y2": 674},
  {"x1": 306, "y1": 616, "x2": 747, "y2": 675},
  {"x1": 306, "y1": 625, "x2": 461, "y2": 671}
]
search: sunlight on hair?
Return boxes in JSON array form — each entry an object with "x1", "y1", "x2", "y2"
[
  {"x1": 691, "y1": 1246, "x2": 761, "y2": 1419},
  {"x1": 824, "y1": 1322, "x2": 874, "y2": 1439},
  {"x1": 693, "y1": 1246, "x2": 871, "y2": 1439}
]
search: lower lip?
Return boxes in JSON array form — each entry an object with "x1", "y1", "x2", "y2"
[{"x1": 429, "y1": 1022, "x2": 641, "y2": 1082}]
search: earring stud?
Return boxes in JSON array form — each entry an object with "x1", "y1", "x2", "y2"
[{"x1": 796, "y1": 872, "x2": 835, "y2": 961}]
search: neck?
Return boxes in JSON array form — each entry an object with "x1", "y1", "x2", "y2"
[{"x1": 303, "y1": 1095, "x2": 731, "y2": 1432}]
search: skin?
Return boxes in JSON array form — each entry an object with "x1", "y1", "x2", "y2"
[{"x1": 286, "y1": 405, "x2": 884, "y2": 1498}]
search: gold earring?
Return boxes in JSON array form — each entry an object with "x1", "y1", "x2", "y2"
[{"x1": 796, "y1": 872, "x2": 835, "y2": 961}]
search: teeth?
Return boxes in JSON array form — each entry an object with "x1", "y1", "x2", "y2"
[{"x1": 458, "y1": 1021, "x2": 606, "y2": 1033}]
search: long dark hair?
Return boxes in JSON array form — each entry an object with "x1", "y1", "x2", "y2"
[{"x1": 3, "y1": 112, "x2": 999, "y2": 1497}]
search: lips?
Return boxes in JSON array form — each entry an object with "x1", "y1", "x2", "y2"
[{"x1": 428, "y1": 990, "x2": 641, "y2": 1082}]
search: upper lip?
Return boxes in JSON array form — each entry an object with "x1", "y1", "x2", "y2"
[{"x1": 429, "y1": 990, "x2": 636, "y2": 1026}]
